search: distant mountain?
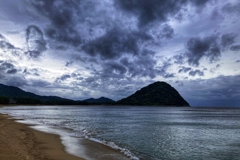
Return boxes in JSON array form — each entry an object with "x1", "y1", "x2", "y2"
[
  {"x1": 0, "y1": 83, "x2": 113, "y2": 105},
  {"x1": 0, "y1": 83, "x2": 76, "y2": 104},
  {"x1": 83, "y1": 97, "x2": 115, "y2": 104},
  {"x1": 117, "y1": 81, "x2": 189, "y2": 106}
]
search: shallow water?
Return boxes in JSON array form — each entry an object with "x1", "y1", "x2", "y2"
[{"x1": 1, "y1": 106, "x2": 240, "y2": 160}]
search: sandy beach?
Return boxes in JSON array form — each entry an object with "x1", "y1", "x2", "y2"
[{"x1": 0, "y1": 113, "x2": 85, "y2": 160}]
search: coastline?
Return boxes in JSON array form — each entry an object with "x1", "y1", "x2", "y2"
[
  {"x1": 0, "y1": 106, "x2": 133, "y2": 160},
  {"x1": 0, "y1": 113, "x2": 85, "y2": 160}
]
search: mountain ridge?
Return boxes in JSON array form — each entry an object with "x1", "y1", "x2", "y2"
[
  {"x1": 83, "y1": 97, "x2": 115, "y2": 103},
  {"x1": 0, "y1": 82, "x2": 189, "y2": 106},
  {"x1": 0, "y1": 83, "x2": 70, "y2": 101}
]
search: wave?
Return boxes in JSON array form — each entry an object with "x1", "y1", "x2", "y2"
[{"x1": 81, "y1": 129, "x2": 139, "y2": 160}]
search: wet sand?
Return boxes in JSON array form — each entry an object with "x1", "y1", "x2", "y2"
[{"x1": 0, "y1": 113, "x2": 85, "y2": 160}]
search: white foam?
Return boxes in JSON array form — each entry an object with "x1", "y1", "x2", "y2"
[{"x1": 81, "y1": 130, "x2": 139, "y2": 160}]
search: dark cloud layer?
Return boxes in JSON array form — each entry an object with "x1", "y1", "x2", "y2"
[
  {"x1": 178, "y1": 66, "x2": 192, "y2": 73},
  {"x1": 0, "y1": 61, "x2": 18, "y2": 74},
  {"x1": 23, "y1": 68, "x2": 40, "y2": 76},
  {"x1": 222, "y1": 2, "x2": 240, "y2": 14},
  {"x1": 172, "y1": 54, "x2": 186, "y2": 64},
  {"x1": 94, "y1": 49, "x2": 158, "y2": 80},
  {"x1": 159, "y1": 24, "x2": 174, "y2": 39},
  {"x1": 114, "y1": 0, "x2": 211, "y2": 28},
  {"x1": 55, "y1": 74, "x2": 71, "y2": 83},
  {"x1": 30, "y1": 0, "x2": 84, "y2": 48},
  {"x1": 221, "y1": 33, "x2": 237, "y2": 49},
  {"x1": 82, "y1": 28, "x2": 151, "y2": 60},
  {"x1": 189, "y1": 69, "x2": 204, "y2": 76},
  {"x1": 184, "y1": 33, "x2": 238, "y2": 66},
  {"x1": 185, "y1": 35, "x2": 221, "y2": 66},
  {"x1": 230, "y1": 45, "x2": 240, "y2": 51}
]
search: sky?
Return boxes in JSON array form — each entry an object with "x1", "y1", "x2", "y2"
[{"x1": 0, "y1": 0, "x2": 240, "y2": 107}]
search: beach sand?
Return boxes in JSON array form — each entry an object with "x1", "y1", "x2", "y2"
[{"x1": 0, "y1": 113, "x2": 85, "y2": 160}]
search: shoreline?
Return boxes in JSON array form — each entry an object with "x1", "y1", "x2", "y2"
[
  {"x1": 0, "y1": 113, "x2": 85, "y2": 160},
  {"x1": 0, "y1": 106, "x2": 133, "y2": 160}
]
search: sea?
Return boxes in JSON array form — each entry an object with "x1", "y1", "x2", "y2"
[{"x1": 1, "y1": 105, "x2": 240, "y2": 160}]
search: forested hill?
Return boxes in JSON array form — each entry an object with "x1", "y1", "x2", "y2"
[{"x1": 117, "y1": 81, "x2": 190, "y2": 106}]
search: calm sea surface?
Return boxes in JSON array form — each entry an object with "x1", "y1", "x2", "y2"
[{"x1": 1, "y1": 106, "x2": 240, "y2": 160}]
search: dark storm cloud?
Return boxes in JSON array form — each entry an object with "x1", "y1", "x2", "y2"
[
  {"x1": 114, "y1": 0, "x2": 211, "y2": 28},
  {"x1": 71, "y1": 73, "x2": 83, "y2": 81},
  {"x1": 189, "y1": 69, "x2": 204, "y2": 76},
  {"x1": 185, "y1": 35, "x2": 221, "y2": 66},
  {"x1": 23, "y1": 68, "x2": 40, "y2": 76},
  {"x1": 25, "y1": 25, "x2": 46, "y2": 58},
  {"x1": 230, "y1": 45, "x2": 240, "y2": 51},
  {"x1": 118, "y1": 50, "x2": 159, "y2": 78},
  {"x1": 0, "y1": 61, "x2": 18, "y2": 74},
  {"x1": 222, "y1": 2, "x2": 240, "y2": 14},
  {"x1": 211, "y1": 7, "x2": 224, "y2": 20},
  {"x1": 163, "y1": 73, "x2": 175, "y2": 78},
  {"x1": 6, "y1": 69, "x2": 17, "y2": 74},
  {"x1": 99, "y1": 56, "x2": 157, "y2": 80},
  {"x1": 178, "y1": 66, "x2": 192, "y2": 73},
  {"x1": 128, "y1": 55, "x2": 157, "y2": 78},
  {"x1": 149, "y1": 24, "x2": 174, "y2": 40},
  {"x1": 83, "y1": 49, "x2": 159, "y2": 81},
  {"x1": 185, "y1": 32, "x2": 239, "y2": 66},
  {"x1": 191, "y1": 0, "x2": 210, "y2": 7},
  {"x1": 55, "y1": 74, "x2": 71, "y2": 83},
  {"x1": 82, "y1": 27, "x2": 151, "y2": 60},
  {"x1": 60, "y1": 74, "x2": 71, "y2": 81},
  {"x1": 30, "y1": 0, "x2": 83, "y2": 47},
  {"x1": 236, "y1": 60, "x2": 240, "y2": 63},
  {"x1": 160, "y1": 24, "x2": 174, "y2": 39},
  {"x1": 172, "y1": 54, "x2": 186, "y2": 64},
  {"x1": 155, "y1": 60, "x2": 174, "y2": 78},
  {"x1": 103, "y1": 61, "x2": 127, "y2": 75},
  {"x1": 221, "y1": 33, "x2": 237, "y2": 50}
]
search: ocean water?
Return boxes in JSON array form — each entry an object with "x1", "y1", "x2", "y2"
[{"x1": 1, "y1": 106, "x2": 240, "y2": 160}]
